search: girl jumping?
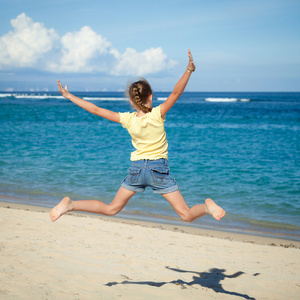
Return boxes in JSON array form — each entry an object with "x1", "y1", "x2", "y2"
[{"x1": 50, "y1": 50, "x2": 225, "y2": 223}]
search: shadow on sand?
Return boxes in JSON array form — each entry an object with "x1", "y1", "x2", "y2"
[{"x1": 105, "y1": 266, "x2": 257, "y2": 299}]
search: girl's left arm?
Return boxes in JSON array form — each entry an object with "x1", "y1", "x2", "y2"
[{"x1": 57, "y1": 80, "x2": 120, "y2": 123}]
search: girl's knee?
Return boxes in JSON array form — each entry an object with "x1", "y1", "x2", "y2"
[
  {"x1": 179, "y1": 210, "x2": 194, "y2": 222},
  {"x1": 105, "y1": 205, "x2": 121, "y2": 216}
]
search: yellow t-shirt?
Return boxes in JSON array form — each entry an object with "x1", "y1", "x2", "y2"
[{"x1": 119, "y1": 105, "x2": 168, "y2": 161}]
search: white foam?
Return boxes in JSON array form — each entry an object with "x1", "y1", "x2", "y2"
[
  {"x1": 157, "y1": 97, "x2": 168, "y2": 101},
  {"x1": 13, "y1": 94, "x2": 64, "y2": 99},
  {"x1": 0, "y1": 93, "x2": 12, "y2": 97},
  {"x1": 0, "y1": 93, "x2": 127, "y2": 101},
  {"x1": 83, "y1": 97, "x2": 127, "y2": 101},
  {"x1": 205, "y1": 98, "x2": 251, "y2": 102},
  {"x1": 205, "y1": 98, "x2": 238, "y2": 102}
]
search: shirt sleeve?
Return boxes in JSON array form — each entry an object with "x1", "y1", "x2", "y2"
[
  {"x1": 151, "y1": 105, "x2": 165, "y2": 123},
  {"x1": 119, "y1": 112, "x2": 133, "y2": 128}
]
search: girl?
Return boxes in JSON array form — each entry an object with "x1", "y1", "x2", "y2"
[{"x1": 50, "y1": 50, "x2": 225, "y2": 223}]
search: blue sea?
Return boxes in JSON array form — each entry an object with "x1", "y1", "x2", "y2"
[{"x1": 1, "y1": 91, "x2": 299, "y2": 240}]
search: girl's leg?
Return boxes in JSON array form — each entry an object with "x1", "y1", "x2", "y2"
[
  {"x1": 49, "y1": 187, "x2": 136, "y2": 222},
  {"x1": 162, "y1": 190, "x2": 225, "y2": 222}
]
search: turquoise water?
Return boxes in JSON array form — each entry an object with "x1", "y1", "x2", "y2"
[{"x1": 1, "y1": 92, "x2": 299, "y2": 240}]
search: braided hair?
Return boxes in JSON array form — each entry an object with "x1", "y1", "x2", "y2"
[{"x1": 128, "y1": 79, "x2": 153, "y2": 113}]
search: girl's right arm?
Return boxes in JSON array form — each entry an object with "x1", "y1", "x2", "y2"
[
  {"x1": 57, "y1": 80, "x2": 120, "y2": 123},
  {"x1": 160, "y1": 49, "x2": 196, "y2": 118}
]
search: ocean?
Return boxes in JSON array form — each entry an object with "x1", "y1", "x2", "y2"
[{"x1": 1, "y1": 91, "x2": 299, "y2": 240}]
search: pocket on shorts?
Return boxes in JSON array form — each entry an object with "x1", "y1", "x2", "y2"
[
  {"x1": 127, "y1": 166, "x2": 141, "y2": 183},
  {"x1": 150, "y1": 166, "x2": 170, "y2": 184}
]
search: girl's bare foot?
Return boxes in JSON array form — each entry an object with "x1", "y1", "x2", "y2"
[
  {"x1": 49, "y1": 196, "x2": 73, "y2": 222},
  {"x1": 205, "y1": 198, "x2": 225, "y2": 221}
]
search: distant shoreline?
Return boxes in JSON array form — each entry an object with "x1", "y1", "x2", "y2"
[{"x1": 1, "y1": 91, "x2": 300, "y2": 93}]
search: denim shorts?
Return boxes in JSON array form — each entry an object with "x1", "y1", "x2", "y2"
[{"x1": 121, "y1": 158, "x2": 179, "y2": 194}]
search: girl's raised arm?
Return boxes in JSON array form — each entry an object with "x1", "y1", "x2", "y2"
[
  {"x1": 57, "y1": 80, "x2": 120, "y2": 123},
  {"x1": 160, "y1": 50, "x2": 196, "y2": 118}
]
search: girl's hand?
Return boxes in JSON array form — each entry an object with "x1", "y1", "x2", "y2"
[
  {"x1": 187, "y1": 49, "x2": 196, "y2": 72},
  {"x1": 57, "y1": 80, "x2": 71, "y2": 99}
]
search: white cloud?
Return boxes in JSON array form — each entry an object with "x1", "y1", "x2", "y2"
[
  {"x1": 0, "y1": 13, "x2": 177, "y2": 76},
  {"x1": 0, "y1": 13, "x2": 58, "y2": 69},
  {"x1": 47, "y1": 26, "x2": 112, "y2": 73},
  {"x1": 110, "y1": 47, "x2": 177, "y2": 76}
]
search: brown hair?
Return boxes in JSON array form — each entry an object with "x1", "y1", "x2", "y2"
[{"x1": 127, "y1": 79, "x2": 153, "y2": 113}]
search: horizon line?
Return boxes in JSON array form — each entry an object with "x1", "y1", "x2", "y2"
[{"x1": 1, "y1": 90, "x2": 300, "y2": 93}]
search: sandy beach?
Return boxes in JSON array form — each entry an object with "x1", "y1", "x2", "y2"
[{"x1": 0, "y1": 202, "x2": 299, "y2": 300}]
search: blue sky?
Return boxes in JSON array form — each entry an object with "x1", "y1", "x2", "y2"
[{"x1": 0, "y1": 0, "x2": 299, "y2": 92}]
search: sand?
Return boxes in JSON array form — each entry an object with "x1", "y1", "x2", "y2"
[{"x1": 0, "y1": 202, "x2": 299, "y2": 300}]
